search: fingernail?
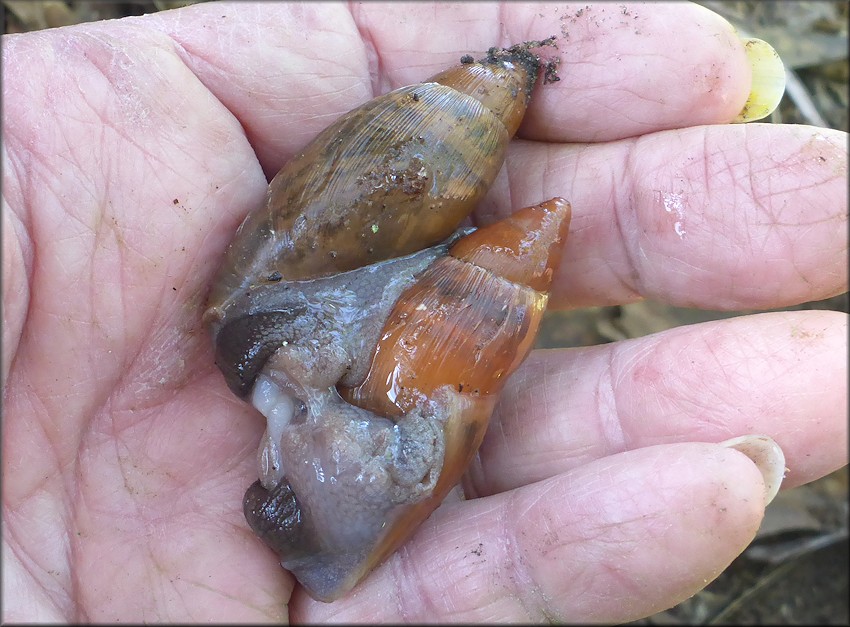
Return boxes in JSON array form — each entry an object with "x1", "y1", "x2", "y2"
[
  {"x1": 720, "y1": 435, "x2": 787, "y2": 505},
  {"x1": 732, "y1": 38, "x2": 786, "y2": 123}
]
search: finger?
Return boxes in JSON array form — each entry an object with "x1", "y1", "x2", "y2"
[
  {"x1": 351, "y1": 1, "x2": 751, "y2": 141},
  {"x1": 465, "y1": 309, "x2": 847, "y2": 498},
  {"x1": 294, "y1": 443, "x2": 767, "y2": 623},
  {"x1": 142, "y1": 2, "x2": 751, "y2": 175},
  {"x1": 479, "y1": 123, "x2": 848, "y2": 309}
]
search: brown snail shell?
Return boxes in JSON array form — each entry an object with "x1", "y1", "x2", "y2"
[
  {"x1": 204, "y1": 43, "x2": 566, "y2": 602},
  {"x1": 205, "y1": 46, "x2": 542, "y2": 333}
]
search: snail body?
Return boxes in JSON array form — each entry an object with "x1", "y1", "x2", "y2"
[{"x1": 205, "y1": 42, "x2": 567, "y2": 602}]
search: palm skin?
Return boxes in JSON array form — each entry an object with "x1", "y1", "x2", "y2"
[{"x1": 2, "y1": 2, "x2": 846, "y2": 623}]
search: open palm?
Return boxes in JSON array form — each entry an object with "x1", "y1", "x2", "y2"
[{"x1": 3, "y1": 2, "x2": 846, "y2": 623}]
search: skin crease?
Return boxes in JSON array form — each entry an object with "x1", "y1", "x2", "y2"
[{"x1": 1, "y1": 0, "x2": 847, "y2": 623}]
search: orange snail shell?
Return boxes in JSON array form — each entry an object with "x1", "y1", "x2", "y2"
[
  {"x1": 205, "y1": 42, "x2": 568, "y2": 602},
  {"x1": 336, "y1": 198, "x2": 570, "y2": 589}
]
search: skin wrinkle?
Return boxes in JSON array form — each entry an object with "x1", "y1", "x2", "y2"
[
  {"x1": 596, "y1": 358, "x2": 628, "y2": 456},
  {"x1": 13, "y1": 369, "x2": 79, "y2": 499},
  {"x1": 549, "y1": 33, "x2": 721, "y2": 140},
  {"x1": 527, "y1": 537, "x2": 568, "y2": 622},
  {"x1": 580, "y1": 470, "x2": 661, "y2": 600},
  {"x1": 770, "y1": 177, "x2": 840, "y2": 202},
  {"x1": 495, "y1": 490, "x2": 539, "y2": 621},
  {"x1": 640, "y1": 334, "x2": 721, "y2": 431},
  {"x1": 684, "y1": 348, "x2": 732, "y2": 424},
  {"x1": 180, "y1": 577, "x2": 252, "y2": 617},
  {"x1": 66, "y1": 511, "x2": 88, "y2": 625},
  {"x1": 141, "y1": 544, "x2": 169, "y2": 623},
  {"x1": 163, "y1": 11, "x2": 371, "y2": 176},
  {"x1": 569, "y1": 93, "x2": 632, "y2": 144},
  {"x1": 37, "y1": 162, "x2": 99, "y2": 242},
  {"x1": 114, "y1": 287, "x2": 196, "y2": 401},
  {"x1": 611, "y1": 340, "x2": 673, "y2": 436},
  {"x1": 111, "y1": 432, "x2": 149, "y2": 515},
  {"x1": 540, "y1": 357, "x2": 569, "y2": 453},
  {"x1": 62, "y1": 40, "x2": 161, "y2": 162},
  {"x1": 87, "y1": 206, "x2": 126, "y2": 371},
  {"x1": 739, "y1": 129, "x2": 767, "y2": 265},
  {"x1": 753, "y1": 167, "x2": 820, "y2": 264},
  {"x1": 433, "y1": 552, "x2": 459, "y2": 618},
  {"x1": 167, "y1": 34, "x2": 289, "y2": 102},
  {"x1": 0, "y1": 218, "x2": 30, "y2": 388},
  {"x1": 110, "y1": 411, "x2": 181, "y2": 491},
  {"x1": 391, "y1": 542, "x2": 429, "y2": 622},
  {"x1": 43, "y1": 516, "x2": 75, "y2": 610},
  {"x1": 540, "y1": 145, "x2": 573, "y2": 200},
  {"x1": 102, "y1": 123, "x2": 174, "y2": 188},
  {"x1": 540, "y1": 469, "x2": 652, "y2": 620},
  {"x1": 615, "y1": 136, "x2": 647, "y2": 298},
  {"x1": 715, "y1": 328, "x2": 795, "y2": 408},
  {"x1": 442, "y1": 517, "x2": 487, "y2": 616},
  {"x1": 3, "y1": 144, "x2": 36, "y2": 253},
  {"x1": 4, "y1": 542, "x2": 57, "y2": 622},
  {"x1": 161, "y1": 16, "x2": 324, "y2": 176},
  {"x1": 638, "y1": 327, "x2": 757, "y2": 436},
  {"x1": 603, "y1": 141, "x2": 640, "y2": 294},
  {"x1": 744, "y1": 155, "x2": 819, "y2": 294},
  {"x1": 346, "y1": 2, "x2": 385, "y2": 98},
  {"x1": 1, "y1": 205, "x2": 34, "y2": 388},
  {"x1": 609, "y1": 89, "x2": 659, "y2": 129},
  {"x1": 34, "y1": 66, "x2": 187, "y2": 408},
  {"x1": 700, "y1": 127, "x2": 714, "y2": 227},
  {"x1": 173, "y1": 571, "x2": 249, "y2": 621},
  {"x1": 164, "y1": 574, "x2": 192, "y2": 621},
  {"x1": 80, "y1": 452, "x2": 188, "y2": 621},
  {"x1": 5, "y1": 499, "x2": 69, "y2": 612}
]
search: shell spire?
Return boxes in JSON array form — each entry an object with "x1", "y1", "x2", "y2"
[{"x1": 450, "y1": 197, "x2": 570, "y2": 291}]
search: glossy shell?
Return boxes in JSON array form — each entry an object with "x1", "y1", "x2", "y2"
[
  {"x1": 205, "y1": 43, "x2": 566, "y2": 602},
  {"x1": 205, "y1": 47, "x2": 542, "y2": 334},
  {"x1": 242, "y1": 199, "x2": 570, "y2": 601},
  {"x1": 335, "y1": 198, "x2": 571, "y2": 591}
]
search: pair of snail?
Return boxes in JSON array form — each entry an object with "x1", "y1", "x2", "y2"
[{"x1": 204, "y1": 40, "x2": 570, "y2": 602}]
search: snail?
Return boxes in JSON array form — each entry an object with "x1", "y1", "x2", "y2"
[{"x1": 204, "y1": 40, "x2": 568, "y2": 602}]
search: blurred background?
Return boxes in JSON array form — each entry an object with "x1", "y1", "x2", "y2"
[{"x1": 4, "y1": 1, "x2": 847, "y2": 624}]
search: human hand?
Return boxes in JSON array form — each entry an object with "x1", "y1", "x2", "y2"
[{"x1": 3, "y1": 1, "x2": 846, "y2": 622}]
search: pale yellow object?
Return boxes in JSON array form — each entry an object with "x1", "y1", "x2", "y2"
[{"x1": 733, "y1": 38, "x2": 787, "y2": 123}]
